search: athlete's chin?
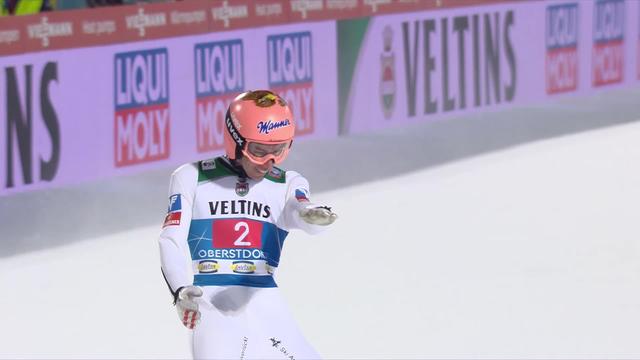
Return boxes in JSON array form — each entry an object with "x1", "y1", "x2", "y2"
[
  {"x1": 247, "y1": 168, "x2": 269, "y2": 180},
  {"x1": 247, "y1": 173, "x2": 267, "y2": 181},
  {"x1": 240, "y1": 158, "x2": 273, "y2": 180}
]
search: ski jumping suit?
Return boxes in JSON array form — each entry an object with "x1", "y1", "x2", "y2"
[{"x1": 159, "y1": 156, "x2": 324, "y2": 359}]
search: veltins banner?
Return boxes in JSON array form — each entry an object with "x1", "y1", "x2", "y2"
[{"x1": 340, "y1": 0, "x2": 640, "y2": 134}]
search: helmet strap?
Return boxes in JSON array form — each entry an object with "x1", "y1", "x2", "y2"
[
  {"x1": 225, "y1": 108, "x2": 247, "y2": 150},
  {"x1": 223, "y1": 156, "x2": 249, "y2": 179},
  {"x1": 234, "y1": 146, "x2": 244, "y2": 161}
]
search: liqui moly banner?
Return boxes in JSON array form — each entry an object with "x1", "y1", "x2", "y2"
[
  {"x1": 267, "y1": 31, "x2": 315, "y2": 135},
  {"x1": 340, "y1": 0, "x2": 640, "y2": 134},
  {"x1": 114, "y1": 48, "x2": 171, "y2": 166},
  {"x1": 592, "y1": 0, "x2": 625, "y2": 86},
  {"x1": 194, "y1": 39, "x2": 244, "y2": 153},
  {"x1": 0, "y1": 21, "x2": 337, "y2": 197},
  {"x1": 546, "y1": 3, "x2": 579, "y2": 94}
]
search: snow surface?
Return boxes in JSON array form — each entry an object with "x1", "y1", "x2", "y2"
[{"x1": 1, "y1": 120, "x2": 640, "y2": 359}]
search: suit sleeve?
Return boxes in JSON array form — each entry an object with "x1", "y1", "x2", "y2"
[
  {"x1": 158, "y1": 164, "x2": 197, "y2": 294},
  {"x1": 280, "y1": 171, "x2": 326, "y2": 235}
]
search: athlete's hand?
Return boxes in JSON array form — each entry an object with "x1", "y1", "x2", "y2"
[
  {"x1": 299, "y1": 204, "x2": 338, "y2": 226},
  {"x1": 175, "y1": 286, "x2": 203, "y2": 329}
]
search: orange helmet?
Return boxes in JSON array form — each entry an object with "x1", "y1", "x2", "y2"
[{"x1": 223, "y1": 90, "x2": 295, "y2": 165}]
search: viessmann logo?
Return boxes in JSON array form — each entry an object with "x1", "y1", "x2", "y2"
[
  {"x1": 267, "y1": 31, "x2": 314, "y2": 135},
  {"x1": 27, "y1": 16, "x2": 73, "y2": 47},
  {"x1": 211, "y1": 1, "x2": 248, "y2": 28},
  {"x1": 114, "y1": 48, "x2": 170, "y2": 167},
  {"x1": 364, "y1": 0, "x2": 392, "y2": 13},
  {"x1": 290, "y1": 0, "x2": 323, "y2": 19},
  {"x1": 195, "y1": 39, "x2": 244, "y2": 153},
  {"x1": 125, "y1": 8, "x2": 167, "y2": 37}
]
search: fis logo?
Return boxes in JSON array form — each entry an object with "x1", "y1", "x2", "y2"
[
  {"x1": 546, "y1": 3, "x2": 579, "y2": 94},
  {"x1": 194, "y1": 39, "x2": 244, "y2": 153},
  {"x1": 201, "y1": 159, "x2": 216, "y2": 171},
  {"x1": 267, "y1": 31, "x2": 314, "y2": 135},
  {"x1": 592, "y1": 0, "x2": 625, "y2": 86},
  {"x1": 114, "y1": 48, "x2": 170, "y2": 167},
  {"x1": 164, "y1": 194, "x2": 182, "y2": 227},
  {"x1": 168, "y1": 194, "x2": 181, "y2": 212},
  {"x1": 268, "y1": 167, "x2": 283, "y2": 179}
]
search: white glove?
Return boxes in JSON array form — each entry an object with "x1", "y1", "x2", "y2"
[
  {"x1": 299, "y1": 204, "x2": 338, "y2": 225},
  {"x1": 175, "y1": 286, "x2": 203, "y2": 329}
]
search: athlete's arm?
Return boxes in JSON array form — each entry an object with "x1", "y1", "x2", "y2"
[
  {"x1": 282, "y1": 172, "x2": 337, "y2": 234},
  {"x1": 158, "y1": 164, "x2": 197, "y2": 296}
]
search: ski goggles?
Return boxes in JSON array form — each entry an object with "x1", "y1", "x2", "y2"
[{"x1": 242, "y1": 141, "x2": 292, "y2": 165}]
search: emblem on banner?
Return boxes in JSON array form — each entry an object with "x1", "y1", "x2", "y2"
[{"x1": 380, "y1": 25, "x2": 395, "y2": 120}]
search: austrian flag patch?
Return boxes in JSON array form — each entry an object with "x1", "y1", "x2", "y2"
[{"x1": 164, "y1": 194, "x2": 182, "y2": 227}]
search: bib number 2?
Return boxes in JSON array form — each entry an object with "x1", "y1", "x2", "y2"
[
  {"x1": 212, "y1": 219, "x2": 263, "y2": 249},
  {"x1": 233, "y1": 222, "x2": 251, "y2": 246}
]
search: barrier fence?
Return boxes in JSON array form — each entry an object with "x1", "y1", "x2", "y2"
[{"x1": 0, "y1": 0, "x2": 638, "y2": 197}]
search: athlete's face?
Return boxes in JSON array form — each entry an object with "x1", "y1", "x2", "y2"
[{"x1": 240, "y1": 155, "x2": 274, "y2": 180}]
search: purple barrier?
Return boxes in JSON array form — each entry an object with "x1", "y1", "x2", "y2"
[{"x1": 0, "y1": 21, "x2": 337, "y2": 197}]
